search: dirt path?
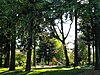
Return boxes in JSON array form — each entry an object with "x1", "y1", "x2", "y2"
[{"x1": 32, "y1": 65, "x2": 60, "y2": 68}]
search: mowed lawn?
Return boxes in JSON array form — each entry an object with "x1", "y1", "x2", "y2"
[{"x1": 0, "y1": 66, "x2": 93, "y2": 75}]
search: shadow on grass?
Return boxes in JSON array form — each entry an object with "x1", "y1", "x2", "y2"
[
  {"x1": 38, "y1": 69, "x2": 91, "y2": 75},
  {"x1": 0, "y1": 67, "x2": 27, "y2": 75},
  {"x1": 0, "y1": 66, "x2": 93, "y2": 75},
  {"x1": 0, "y1": 71, "x2": 29, "y2": 75},
  {"x1": 0, "y1": 69, "x2": 91, "y2": 75}
]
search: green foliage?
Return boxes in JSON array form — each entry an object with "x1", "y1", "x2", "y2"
[
  {"x1": 52, "y1": 38, "x2": 64, "y2": 60},
  {"x1": 68, "y1": 51, "x2": 74, "y2": 64},
  {"x1": 37, "y1": 32, "x2": 64, "y2": 64},
  {"x1": 15, "y1": 52, "x2": 26, "y2": 66},
  {"x1": 0, "y1": 0, "x2": 99, "y2": 71},
  {"x1": 78, "y1": 35, "x2": 88, "y2": 64}
]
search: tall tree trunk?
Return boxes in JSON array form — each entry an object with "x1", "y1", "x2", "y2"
[
  {"x1": 74, "y1": 6, "x2": 78, "y2": 66},
  {"x1": 91, "y1": 12, "x2": 95, "y2": 66},
  {"x1": 92, "y1": 23, "x2": 95, "y2": 65},
  {"x1": 92, "y1": 40, "x2": 95, "y2": 65},
  {"x1": 87, "y1": 24, "x2": 91, "y2": 65},
  {"x1": 95, "y1": 25, "x2": 100, "y2": 70},
  {"x1": 63, "y1": 42, "x2": 69, "y2": 66},
  {"x1": 26, "y1": 20, "x2": 33, "y2": 71},
  {"x1": 0, "y1": 55, "x2": 2, "y2": 67},
  {"x1": 0, "y1": 44, "x2": 2, "y2": 67},
  {"x1": 9, "y1": 15, "x2": 17, "y2": 71},
  {"x1": 91, "y1": 18, "x2": 95, "y2": 65},
  {"x1": 4, "y1": 21, "x2": 11, "y2": 68},
  {"x1": 60, "y1": 14, "x2": 69, "y2": 66},
  {"x1": 4, "y1": 38, "x2": 10, "y2": 68},
  {"x1": 48, "y1": 49, "x2": 50, "y2": 65},
  {"x1": 89, "y1": 0, "x2": 95, "y2": 65},
  {"x1": 95, "y1": 0, "x2": 100, "y2": 69},
  {"x1": 9, "y1": 37, "x2": 16, "y2": 71},
  {"x1": 33, "y1": 37, "x2": 36, "y2": 66}
]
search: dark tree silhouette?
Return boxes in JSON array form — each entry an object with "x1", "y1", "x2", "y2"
[{"x1": 26, "y1": 19, "x2": 33, "y2": 71}]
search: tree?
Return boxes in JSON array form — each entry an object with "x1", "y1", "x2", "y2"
[
  {"x1": 0, "y1": 0, "x2": 19, "y2": 70},
  {"x1": 44, "y1": 0, "x2": 74, "y2": 66},
  {"x1": 17, "y1": 0, "x2": 48, "y2": 71},
  {"x1": 77, "y1": 0, "x2": 95, "y2": 65},
  {"x1": 74, "y1": 0, "x2": 78, "y2": 66},
  {"x1": 37, "y1": 32, "x2": 63, "y2": 65},
  {"x1": 78, "y1": 35, "x2": 88, "y2": 64},
  {"x1": 4, "y1": 34, "x2": 10, "y2": 68},
  {"x1": 95, "y1": 0, "x2": 100, "y2": 70},
  {"x1": 25, "y1": 19, "x2": 33, "y2": 71}
]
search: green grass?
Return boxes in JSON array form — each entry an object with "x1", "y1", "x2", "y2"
[{"x1": 0, "y1": 66, "x2": 93, "y2": 75}]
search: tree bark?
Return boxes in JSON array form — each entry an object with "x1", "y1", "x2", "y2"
[
  {"x1": 92, "y1": 18, "x2": 95, "y2": 65},
  {"x1": 33, "y1": 37, "x2": 36, "y2": 66},
  {"x1": 95, "y1": 0, "x2": 100, "y2": 69},
  {"x1": 26, "y1": 20, "x2": 33, "y2": 71},
  {"x1": 60, "y1": 14, "x2": 69, "y2": 66},
  {"x1": 9, "y1": 37, "x2": 16, "y2": 71},
  {"x1": 63, "y1": 42, "x2": 69, "y2": 66},
  {"x1": 92, "y1": 40, "x2": 95, "y2": 65},
  {"x1": 91, "y1": 13, "x2": 95, "y2": 66},
  {"x1": 48, "y1": 49, "x2": 50, "y2": 65},
  {"x1": 89, "y1": 0, "x2": 95, "y2": 65},
  {"x1": 74, "y1": 7, "x2": 78, "y2": 66},
  {"x1": 0, "y1": 55, "x2": 2, "y2": 67},
  {"x1": 95, "y1": 25, "x2": 100, "y2": 70},
  {"x1": 0, "y1": 44, "x2": 2, "y2": 67},
  {"x1": 4, "y1": 39, "x2": 10, "y2": 68},
  {"x1": 87, "y1": 24, "x2": 91, "y2": 65}
]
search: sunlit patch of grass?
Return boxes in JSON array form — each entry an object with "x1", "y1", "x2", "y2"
[
  {"x1": 0, "y1": 66, "x2": 24, "y2": 73},
  {"x1": 15, "y1": 66, "x2": 24, "y2": 70},
  {"x1": 0, "y1": 66, "x2": 93, "y2": 75},
  {"x1": 26, "y1": 67, "x2": 75, "y2": 75},
  {"x1": 31, "y1": 66, "x2": 74, "y2": 74},
  {"x1": 0, "y1": 68, "x2": 9, "y2": 72}
]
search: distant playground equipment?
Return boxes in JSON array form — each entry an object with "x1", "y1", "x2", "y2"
[
  {"x1": 52, "y1": 57, "x2": 63, "y2": 65},
  {"x1": 40, "y1": 49, "x2": 64, "y2": 67},
  {"x1": 51, "y1": 49, "x2": 64, "y2": 66},
  {"x1": 41, "y1": 58, "x2": 45, "y2": 67}
]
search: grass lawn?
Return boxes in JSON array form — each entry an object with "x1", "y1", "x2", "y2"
[{"x1": 0, "y1": 66, "x2": 93, "y2": 75}]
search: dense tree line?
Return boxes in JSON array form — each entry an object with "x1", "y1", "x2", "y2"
[{"x1": 0, "y1": 0, "x2": 100, "y2": 71}]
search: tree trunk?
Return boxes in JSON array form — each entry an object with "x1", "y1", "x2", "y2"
[
  {"x1": 92, "y1": 40, "x2": 95, "y2": 65},
  {"x1": 91, "y1": 13, "x2": 95, "y2": 66},
  {"x1": 91, "y1": 17, "x2": 95, "y2": 65},
  {"x1": 74, "y1": 7, "x2": 78, "y2": 66},
  {"x1": 33, "y1": 37, "x2": 36, "y2": 66},
  {"x1": 9, "y1": 38, "x2": 16, "y2": 71},
  {"x1": 60, "y1": 14, "x2": 69, "y2": 66},
  {"x1": 47, "y1": 58, "x2": 49, "y2": 65},
  {"x1": 62, "y1": 40, "x2": 69, "y2": 66},
  {"x1": 95, "y1": 0, "x2": 100, "y2": 69},
  {"x1": 4, "y1": 39, "x2": 10, "y2": 68},
  {"x1": 89, "y1": 0, "x2": 95, "y2": 65},
  {"x1": 87, "y1": 36, "x2": 91, "y2": 65},
  {"x1": 26, "y1": 47, "x2": 32, "y2": 71},
  {"x1": 0, "y1": 55, "x2": 2, "y2": 67},
  {"x1": 95, "y1": 25, "x2": 100, "y2": 70},
  {"x1": 0, "y1": 44, "x2": 2, "y2": 67},
  {"x1": 26, "y1": 20, "x2": 33, "y2": 71},
  {"x1": 48, "y1": 49, "x2": 50, "y2": 65},
  {"x1": 87, "y1": 24, "x2": 91, "y2": 65},
  {"x1": 63, "y1": 43, "x2": 69, "y2": 66}
]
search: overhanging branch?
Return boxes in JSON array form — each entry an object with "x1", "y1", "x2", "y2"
[
  {"x1": 51, "y1": 21, "x2": 63, "y2": 42},
  {"x1": 64, "y1": 19, "x2": 74, "y2": 40}
]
